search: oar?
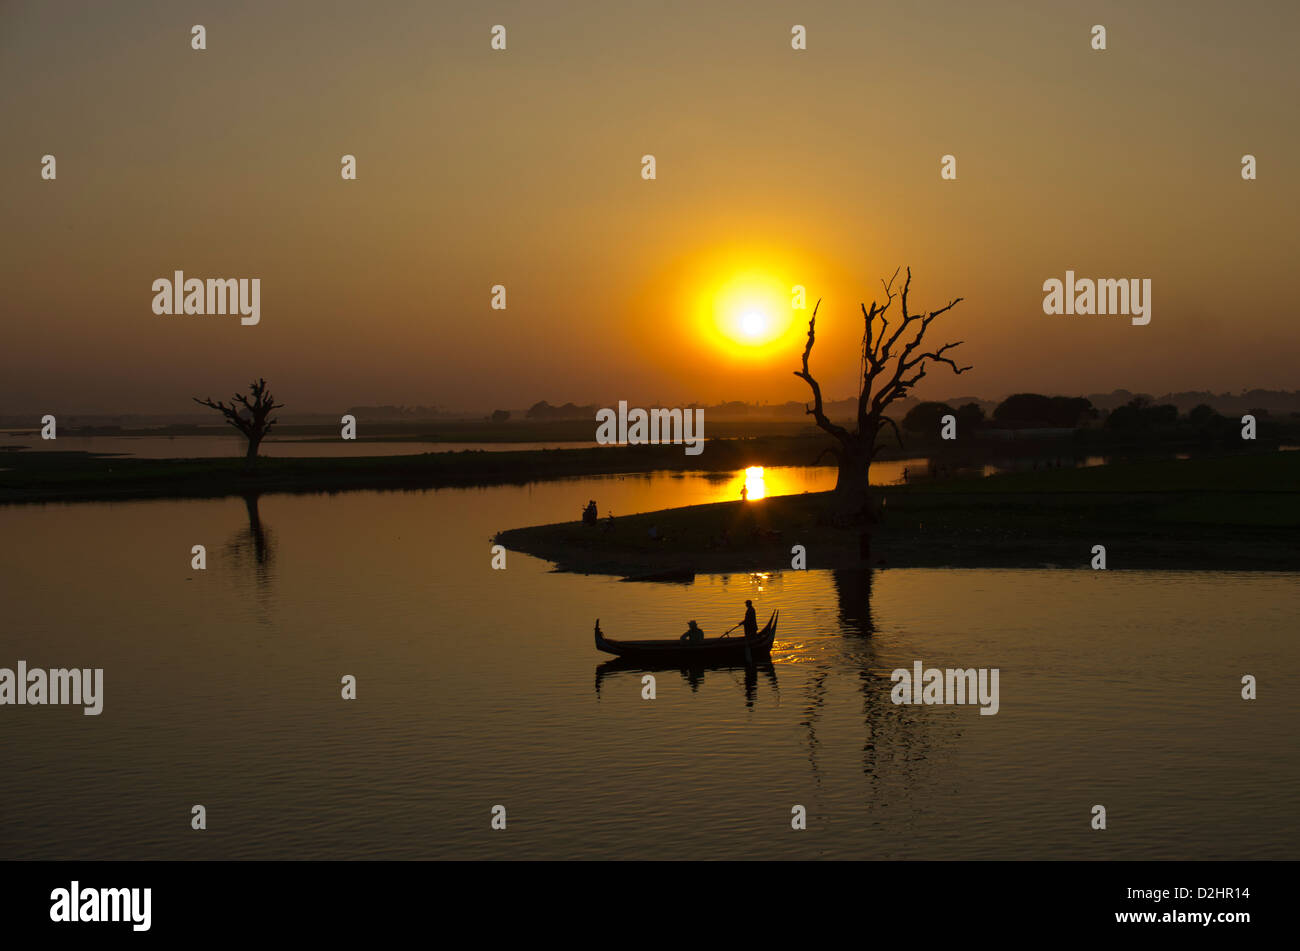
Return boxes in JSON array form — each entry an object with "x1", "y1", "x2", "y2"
[{"x1": 719, "y1": 622, "x2": 741, "y2": 639}]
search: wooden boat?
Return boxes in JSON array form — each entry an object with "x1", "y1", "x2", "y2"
[{"x1": 594, "y1": 611, "x2": 779, "y2": 664}]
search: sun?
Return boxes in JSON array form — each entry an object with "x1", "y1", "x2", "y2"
[
  {"x1": 740, "y1": 310, "x2": 769, "y2": 339},
  {"x1": 700, "y1": 270, "x2": 795, "y2": 355},
  {"x1": 668, "y1": 244, "x2": 822, "y2": 360}
]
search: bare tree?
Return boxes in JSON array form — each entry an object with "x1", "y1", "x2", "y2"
[
  {"x1": 193, "y1": 378, "x2": 284, "y2": 469},
  {"x1": 795, "y1": 267, "x2": 970, "y2": 515}
]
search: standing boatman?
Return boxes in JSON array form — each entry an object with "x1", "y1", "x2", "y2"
[{"x1": 740, "y1": 600, "x2": 758, "y2": 638}]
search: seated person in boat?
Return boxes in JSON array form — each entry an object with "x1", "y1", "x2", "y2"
[{"x1": 680, "y1": 620, "x2": 705, "y2": 643}]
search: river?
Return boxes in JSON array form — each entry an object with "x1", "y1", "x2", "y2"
[{"x1": 1, "y1": 469, "x2": 1295, "y2": 859}]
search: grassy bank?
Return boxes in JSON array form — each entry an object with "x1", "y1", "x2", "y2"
[
  {"x1": 0, "y1": 437, "x2": 833, "y2": 504},
  {"x1": 496, "y1": 452, "x2": 1300, "y2": 575}
]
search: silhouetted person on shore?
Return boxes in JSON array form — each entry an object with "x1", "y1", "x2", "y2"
[
  {"x1": 680, "y1": 620, "x2": 705, "y2": 643},
  {"x1": 582, "y1": 500, "x2": 598, "y2": 525},
  {"x1": 740, "y1": 484, "x2": 748, "y2": 501},
  {"x1": 740, "y1": 600, "x2": 757, "y2": 638}
]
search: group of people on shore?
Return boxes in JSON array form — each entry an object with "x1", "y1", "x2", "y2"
[{"x1": 581, "y1": 499, "x2": 614, "y2": 531}]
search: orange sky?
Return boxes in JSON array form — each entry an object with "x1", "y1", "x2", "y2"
[{"x1": 1, "y1": 0, "x2": 1296, "y2": 414}]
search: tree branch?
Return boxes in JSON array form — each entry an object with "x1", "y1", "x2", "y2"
[
  {"x1": 874, "y1": 415, "x2": 904, "y2": 457},
  {"x1": 793, "y1": 300, "x2": 852, "y2": 444},
  {"x1": 811, "y1": 444, "x2": 841, "y2": 466}
]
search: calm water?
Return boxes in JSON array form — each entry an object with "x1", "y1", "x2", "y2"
[
  {"x1": 0, "y1": 428, "x2": 1117, "y2": 489},
  {"x1": 1, "y1": 469, "x2": 1296, "y2": 859}
]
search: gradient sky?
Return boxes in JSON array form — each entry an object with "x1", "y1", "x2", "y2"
[{"x1": 2, "y1": 0, "x2": 1296, "y2": 414}]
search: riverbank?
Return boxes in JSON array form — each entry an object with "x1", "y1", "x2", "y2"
[
  {"x1": 496, "y1": 452, "x2": 1300, "y2": 574},
  {"x1": 0, "y1": 437, "x2": 834, "y2": 504}
]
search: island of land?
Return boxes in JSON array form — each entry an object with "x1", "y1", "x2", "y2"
[{"x1": 496, "y1": 451, "x2": 1300, "y2": 575}]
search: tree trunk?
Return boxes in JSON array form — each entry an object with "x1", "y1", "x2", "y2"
[
  {"x1": 834, "y1": 445, "x2": 871, "y2": 514},
  {"x1": 244, "y1": 435, "x2": 262, "y2": 470}
]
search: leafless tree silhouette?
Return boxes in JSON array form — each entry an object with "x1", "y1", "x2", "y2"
[
  {"x1": 193, "y1": 378, "x2": 284, "y2": 469},
  {"x1": 795, "y1": 267, "x2": 969, "y2": 515}
]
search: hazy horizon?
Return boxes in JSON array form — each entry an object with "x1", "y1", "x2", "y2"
[{"x1": 8, "y1": 384, "x2": 1300, "y2": 423}]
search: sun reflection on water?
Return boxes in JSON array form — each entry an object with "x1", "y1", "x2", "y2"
[{"x1": 702, "y1": 465, "x2": 839, "y2": 504}]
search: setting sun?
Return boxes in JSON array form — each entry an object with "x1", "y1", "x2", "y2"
[
  {"x1": 740, "y1": 310, "x2": 768, "y2": 339},
  {"x1": 696, "y1": 266, "x2": 798, "y2": 356}
]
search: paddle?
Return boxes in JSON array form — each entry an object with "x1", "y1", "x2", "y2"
[{"x1": 720, "y1": 622, "x2": 741, "y2": 639}]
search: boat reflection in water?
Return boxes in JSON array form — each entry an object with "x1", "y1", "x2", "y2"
[{"x1": 594, "y1": 656, "x2": 780, "y2": 707}]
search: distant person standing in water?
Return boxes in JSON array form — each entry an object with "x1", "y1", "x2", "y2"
[{"x1": 740, "y1": 600, "x2": 757, "y2": 638}]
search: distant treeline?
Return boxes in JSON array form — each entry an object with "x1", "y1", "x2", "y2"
[
  {"x1": 515, "y1": 389, "x2": 1300, "y2": 423},
  {"x1": 900, "y1": 393, "x2": 1298, "y2": 443},
  {"x1": 6, "y1": 389, "x2": 1299, "y2": 430},
  {"x1": 518, "y1": 397, "x2": 941, "y2": 420}
]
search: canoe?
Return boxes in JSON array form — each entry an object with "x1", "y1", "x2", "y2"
[{"x1": 594, "y1": 611, "x2": 778, "y2": 664}]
